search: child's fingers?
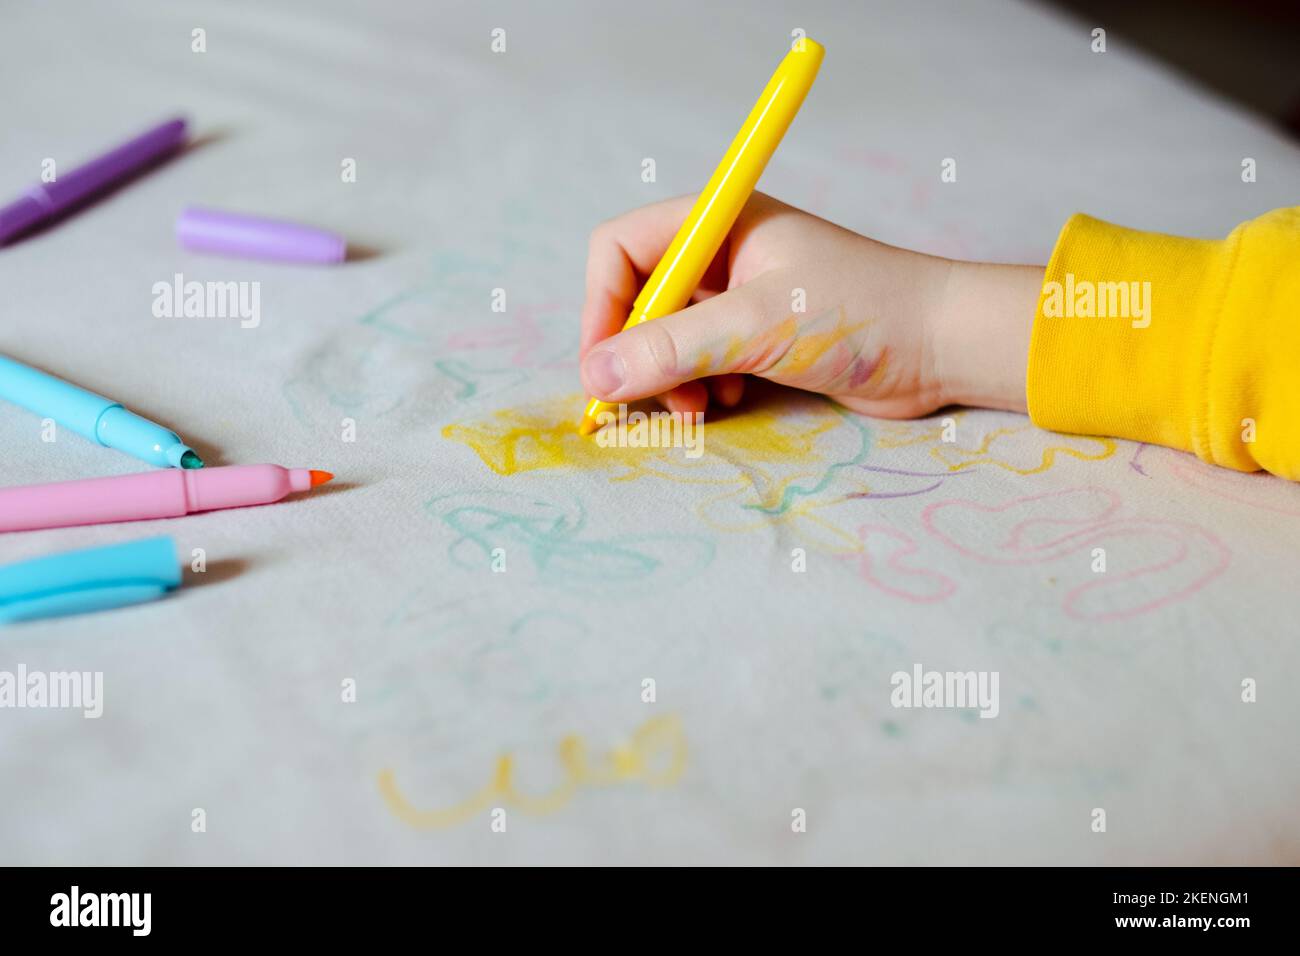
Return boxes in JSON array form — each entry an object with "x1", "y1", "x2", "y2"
[
  {"x1": 710, "y1": 373, "x2": 746, "y2": 407},
  {"x1": 580, "y1": 277, "x2": 781, "y2": 402},
  {"x1": 580, "y1": 195, "x2": 703, "y2": 357},
  {"x1": 654, "y1": 375, "x2": 743, "y2": 417},
  {"x1": 660, "y1": 381, "x2": 710, "y2": 416}
]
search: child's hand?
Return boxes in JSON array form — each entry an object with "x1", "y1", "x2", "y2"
[{"x1": 580, "y1": 192, "x2": 1040, "y2": 418}]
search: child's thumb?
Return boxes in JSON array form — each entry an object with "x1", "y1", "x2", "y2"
[{"x1": 580, "y1": 284, "x2": 771, "y2": 402}]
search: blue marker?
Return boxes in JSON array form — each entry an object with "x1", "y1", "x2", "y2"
[
  {"x1": 0, "y1": 354, "x2": 202, "y2": 469},
  {"x1": 0, "y1": 536, "x2": 181, "y2": 626}
]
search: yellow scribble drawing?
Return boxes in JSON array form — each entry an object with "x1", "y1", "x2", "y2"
[
  {"x1": 876, "y1": 417, "x2": 1115, "y2": 476},
  {"x1": 931, "y1": 427, "x2": 1116, "y2": 475},
  {"x1": 773, "y1": 318, "x2": 872, "y2": 378},
  {"x1": 378, "y1": 715, "x2": 687, "y2": 829},
  {"x1": 875, "y1": 414, "x2": 970, "y2": 450},
  {"x1": 442, "y1": 390, "x2": 877, "y2": 546},
  {"x1": 732, "y1": 316, "x2": 798, "y2": 373},
  {"x1": 721, "y1": 335, "x2": 747, "y2": 368},
  {"x1": 442, "y1": 391, "x2": 835, "y2": 479},
  {"x1": 692, "y1": 477, "x2": 870, "y2": 552},
  {"x1": 690, "y1": 307, "x2": 875, "y2": 386}
]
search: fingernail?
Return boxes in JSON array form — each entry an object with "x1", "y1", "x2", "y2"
[{"x1": 584, "y1": 349, "x2": 626, "y2": 397}]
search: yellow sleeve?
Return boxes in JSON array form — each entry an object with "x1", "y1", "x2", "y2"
[{"x1": 1027, "y1": 207, "x2": 1300, "y2": 480}]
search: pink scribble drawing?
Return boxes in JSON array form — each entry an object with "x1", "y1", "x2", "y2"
[
  {"x1": 841, "y1": 524, "x2": 958, "y2": 604},
  {"x1": 1165, "y1": 451, "x2": 1300, "y2": 517},
  {"x1": 1054, "y1": 520, "x2": 1226, "y2": 622},
  {"x1": 922, "y1": 488, "x2": 1121, "y2": 564},
  {"x1": 908, "y1": 177, "x2": 933, "y2": 213},
  {"x1": 837, "y1": 148, "x2": 908, "y2": 173},
  {"x1": 445, "y1": 302, "x2": 574, "y2": 370},
  {"x1": 829, "y1": 147, "x2": 988, "y2": 259},
  {"x1": 918, "y1": 487, "x2": 1230, "y2": 622},
  {"x1": 807, "y1": 173, "x2": 833, "y2": 212}
]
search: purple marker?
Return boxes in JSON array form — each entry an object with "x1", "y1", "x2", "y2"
[
  {"x1": 176, "y1": 206, "x2": 346, "y2": 264},
  {"x1": 0, "y1": 117, "x2": 188, "y2": 245}
]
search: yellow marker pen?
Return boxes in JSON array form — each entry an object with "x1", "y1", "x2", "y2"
[{"x1": 579, "y1": 38, "x2": 825, "y2": 435}]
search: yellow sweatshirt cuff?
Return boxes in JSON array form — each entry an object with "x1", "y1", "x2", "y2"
[{"x1": 1027, "y1": 209, "x2": 1300, "y2": 479}]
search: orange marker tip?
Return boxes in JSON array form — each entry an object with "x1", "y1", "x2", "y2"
[{"x1": 309, "y1": 470, "x2": 334, "y2": 487}]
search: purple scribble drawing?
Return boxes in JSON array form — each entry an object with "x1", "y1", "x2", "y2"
[
  {"x1": 848, "y1": 464, "x2": 971, "y2": 500},
  {"x1": 1129, "y1": 442, "x2": 1151, "y2": 477}
]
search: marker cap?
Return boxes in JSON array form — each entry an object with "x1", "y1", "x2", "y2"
[
  {"x1": 0, "y1": 118, "x2": 187, "y2": 246},
  {"x1": 0, "y1": 194, "x2": 51, "y2": 245},
  {"x1": 176, "y1": 206, "x2": 346, "y2": 264},
  {"x1": 0, "y1": 536, "x2": 181, "y2": 625}
]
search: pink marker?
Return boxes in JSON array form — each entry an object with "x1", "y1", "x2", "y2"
[{"x1": 0, "y1": 464, "x2": 334, "y2": 532}]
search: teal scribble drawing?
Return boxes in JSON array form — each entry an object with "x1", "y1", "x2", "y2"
[
  {"x1": 427, "y1": 491, "x2": 715, "y2": 590},
  {"x1": 359, "y1": 242, "x2": 562, "y2": 342},
  {"x1": 354, "y1": 288, "x2": 435, "y2": 342},
  {"x1": 283, "y1": 333, "x2": 409, "y2": 427},
  {"x1": 508, "y1": 609, "x2": 587, "y2": 636},
  {"x1": 745, "y1": 403, "x2": 875, "y2": 515},
  {"x1": 817, "y1": 631, "x2": 908, "y2": 702},
  {"x1": 285, "y1": 246, "x2": 581, "y2": 424},
  {"x1": 358, "y1": 252, "x2": 500, "y2": 341},
  {"x1": 434, "y1": 359, "x2": 530, "y2": 400},
  {"x1": 455, "y1": 611, "x2": 602, "y2": 703},
  {"x1": 382, "y1": 587, "x2": 484, "y2": 632}
]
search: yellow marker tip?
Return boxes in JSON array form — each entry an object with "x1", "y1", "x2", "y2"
[
  {"x1": 578, "y1": 415, "x2": 600, "y2": 436},
  {"x1": 309, "y1": 470, "x2": 334, "y2": 487}
]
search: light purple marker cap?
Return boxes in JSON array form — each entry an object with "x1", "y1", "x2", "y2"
[{"x1": 176, "y1": 206, "x2": 346, "y2": 264}]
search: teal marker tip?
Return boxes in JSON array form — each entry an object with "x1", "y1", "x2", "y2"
[{"x1": 0, "y1": 355, "x2": 205, "y2": 469}]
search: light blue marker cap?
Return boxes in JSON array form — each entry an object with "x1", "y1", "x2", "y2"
[{"x1": 0, "y1": 536, "x2": 181, "y2": 626}]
